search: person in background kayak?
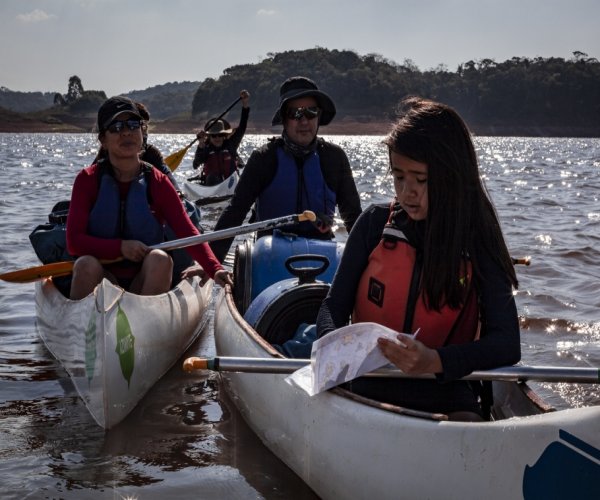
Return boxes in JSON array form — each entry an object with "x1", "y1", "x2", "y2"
[
  {"x1": 192, "y1": 90, "x2": 250, "y2": 186},
  {"x1": 209, "y1": 76, "x2": 362, "y2": 263},
  {"x1": 66, "y1": 96, "x2": 231, "y2": 300},
  {"x1": 316, "y1": 97, "x2": 521, "y2": 421}
]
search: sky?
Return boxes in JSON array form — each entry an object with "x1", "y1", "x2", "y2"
[{"x1": 1, "y1": 0, "x2": 599, "y2": 97}]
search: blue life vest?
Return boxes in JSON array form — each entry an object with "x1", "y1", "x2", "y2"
[
  {"x1": 256, "y1": 148, "x2": 336, "y2": 233},
  {"x1": 87, "y1": 165, "x2": 164, "y2": 245}
]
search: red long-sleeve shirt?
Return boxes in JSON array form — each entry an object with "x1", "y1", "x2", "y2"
[{"x1": 66, "y1": 163, "x2": 222, "y2": 278}]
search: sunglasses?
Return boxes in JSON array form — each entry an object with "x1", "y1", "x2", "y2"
[
  {"x1": 210, "y1": 133, "x2": 228, "y2": 139},
  {"x1": 106, "y1": 119, "x2": 142, "y2": 133},
  {"x1": 285, "y1": 106, "x2": 320, "y2": 121}
]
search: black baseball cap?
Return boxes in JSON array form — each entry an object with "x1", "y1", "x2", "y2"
[{"x1": 97, "y1": 96, "x2": 142, "y2": 132}]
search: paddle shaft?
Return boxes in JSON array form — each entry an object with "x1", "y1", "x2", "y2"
[
  {"x1": 152, "y1": 210, "x2": 315, "y2": 252},
  {"x1": 205, "y1": 96, "x2": 243, "y2": 130},
  {"x1": 183, "y1": 356, "x2": 600, "y2": 384},
  {"x1": 0, "y1": 210, "x2": 316, "y2": 283}
]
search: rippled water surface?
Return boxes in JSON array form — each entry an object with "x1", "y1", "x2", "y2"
[{"x1": 1, "y1": 133, "x2": 599, "y2": 498}]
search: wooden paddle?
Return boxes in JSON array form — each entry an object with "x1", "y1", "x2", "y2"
[
  {"x1": 164, "y1": 95, "x2": 243, "y2": 172},
  {"x1": 183, "y1": 356, "x2": 600, "y2": 384},
  {"x1": 0, "y1": 210, "x2": 316, "y2": 284}
]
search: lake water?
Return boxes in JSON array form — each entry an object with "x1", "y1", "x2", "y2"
[{"x1": 1, "y1": 133, "x2": 599, "y2": 499}]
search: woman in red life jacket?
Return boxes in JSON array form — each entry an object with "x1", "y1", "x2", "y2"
[
  {"x1": 316, "y1": 97, "x2": 520, "y2": 421},
  {"x1": 192, "y1": 90, "x2": 250, "y2": 186},
  {"x1": 66, "y1": 96, "x2": 232, "y2": 300}
]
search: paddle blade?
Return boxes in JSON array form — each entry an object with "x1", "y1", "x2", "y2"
[
  {"x1": 0, "y1": 260, "x2": 75, "y2": 283},
  {"x1": 164, "y1": 138, "x2": 198, "y2": 172}
]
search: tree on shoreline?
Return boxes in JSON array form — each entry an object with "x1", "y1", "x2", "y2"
[{"x1": 52, "y1": 75, "x2": 106, "y2": 114}]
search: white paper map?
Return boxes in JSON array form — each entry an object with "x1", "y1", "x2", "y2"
[{"x1": 285, "y1": 322, "x2": 402, "y2": 396}]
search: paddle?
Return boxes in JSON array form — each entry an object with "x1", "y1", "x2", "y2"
[
  {"x1": 164, "y1": 95, "x2": 243, "y2": 172},
  {"x1": 0, "y1": 210, "x2": 316, "y2": 284},
  {"x1": 183, "y1": 356, "x2": 600, "y2": 384},
  {"x1": 164, "y1": 138, "x2": 198, "y2": 172}
]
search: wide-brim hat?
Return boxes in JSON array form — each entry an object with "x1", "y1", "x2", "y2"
[
  {"x1": 97, "y1": 96, "x2": 142, "y2": 132},
  {"x1": 271, "y1": 76, "x2": 336, "y2": 126},
  {"x1": 205, "y1": 118, "x2": 233, "y2": 135}
]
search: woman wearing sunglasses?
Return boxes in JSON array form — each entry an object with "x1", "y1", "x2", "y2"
[
  {"x1": 192, "y1": 90, "x2": 250, "y2": 186},
  {"x1": 92, "y1": 100, "x2": 181, "y2": 191},
  {"x1": 209, "y1": 76, "x2": 362, "y2": 262},
  {"x1": 66, "y1": 96, "x2": 231, "y2": 300}
]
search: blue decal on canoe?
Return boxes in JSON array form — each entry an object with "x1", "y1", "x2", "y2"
[
  {"x1": 85, "y1": 311, "x2": 97, "y2": 383},
  {"x1": 115, "y1": 304, "x2": 135, "y2": 388},
  {"x1": 523, "y1": 429, "x2": 600, "y2": 499}
]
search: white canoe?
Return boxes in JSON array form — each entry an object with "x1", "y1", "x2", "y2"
[
  {"x1": 35, "y1": 276, "x2": 212, "y2": 429},
  {"x1": 183, "y1": 170, "x2": 239, "y2": 205},
  {"x1": 214, "y1": 284, "x2": 600, "y2": 499}
]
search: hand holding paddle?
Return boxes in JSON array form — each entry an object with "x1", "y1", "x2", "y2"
[{"x1": 1, "y1": 211, "x2": 316, "y2": 283}]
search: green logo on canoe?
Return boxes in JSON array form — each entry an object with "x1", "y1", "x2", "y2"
[
  {"x1": 85, "y1": 311, "x2": 97, "y2": 383},
  {"x1": 115, "y1": 304, "x2": 135, "y2": 387}
]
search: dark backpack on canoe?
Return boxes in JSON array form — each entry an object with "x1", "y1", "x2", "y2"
[{"x1": 29, "y1": 200, "x2": 72, "y2": 265}]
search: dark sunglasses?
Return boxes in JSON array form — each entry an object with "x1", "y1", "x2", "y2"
[
  {"x1": 106, "y1": 119, "x2": 142, "y2": 133},
  {"x1": 285, "y1": 106, "x2": 320, "y2": 121},
  {"x1": 210, "y1": 133, "x2": 228, "y2": 139}
]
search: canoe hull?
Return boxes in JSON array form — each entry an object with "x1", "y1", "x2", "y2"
[
  {"x1": 35, "y1": 277, "x2": 212, "y2": 429},
  {"x1": 214, "y1": 286, "x2": 600, "y2": 500},
  {"x1": 183, "y1": 171, "x2": 239, "y2": 205}
]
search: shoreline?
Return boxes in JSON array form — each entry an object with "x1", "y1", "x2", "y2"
[{"x1": 1, "y1": 115, "x2": 597, "y2": 138}]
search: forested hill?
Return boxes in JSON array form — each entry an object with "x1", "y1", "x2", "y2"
[
  {"x1": 191, "y1": 48, "x2": 600, "y2": 136},
  {"x1": 1, "y1": 48, "x2": 599, "y2": 136}
]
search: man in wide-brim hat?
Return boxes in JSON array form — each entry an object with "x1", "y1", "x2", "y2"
[
  {"x1": 209, "y1": 76, "x2": 362, "y2": 263},
  {"x1": 271, "y1": 76, "x2": 337, "y2": 127}
]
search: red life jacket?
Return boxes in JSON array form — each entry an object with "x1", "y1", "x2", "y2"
[
  {"x1": 352, "y1": 223, "x2": 479, "y2": 349},
  {"x1": 202, "y1": 149, "x2": 237, "y2": 179}
]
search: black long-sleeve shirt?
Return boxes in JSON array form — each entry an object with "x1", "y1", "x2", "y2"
[{"x1": 316, "y1": 204, "x2": 521, "y2": 382}]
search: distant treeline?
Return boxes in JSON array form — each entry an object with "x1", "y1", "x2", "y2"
[
  {"x1": 0, "y1": 87, "x2": 55, "y2": 113},
  {"x1": 192, "y1": 48, "x2": 600, "y2": 135},
  {"x1": 2, "y1": 48, "x2": 599, "y2": 135}
]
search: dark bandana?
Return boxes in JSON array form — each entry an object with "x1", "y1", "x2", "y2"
[{"x1": 282, "y1": 130, "x2": 318, "y2": 158}]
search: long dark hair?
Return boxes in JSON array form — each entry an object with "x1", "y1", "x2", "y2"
[{"x1": 384, "y1": 97, "x2": 518, "y2": 310}]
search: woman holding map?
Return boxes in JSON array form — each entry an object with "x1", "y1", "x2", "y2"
[{"x1": 316, "y1": 97, "x2": 521, "y2": 421}]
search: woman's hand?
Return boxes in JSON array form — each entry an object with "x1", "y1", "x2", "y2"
[
  {"x1": 214, "y1": 269, "x2": 233, "y2": 288},
  {"x1": 181, "y1": 265, "x2": 232, "y2": 288},
  {"x1": 181, "y1": 263, "x2": 209, "y2": 285},
  {"x1": 377, "y1": 333, "x2": 443, "y2": 374},
  {"x1": 121, "y1": 240, "x2": 149, "y2": 262}
]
